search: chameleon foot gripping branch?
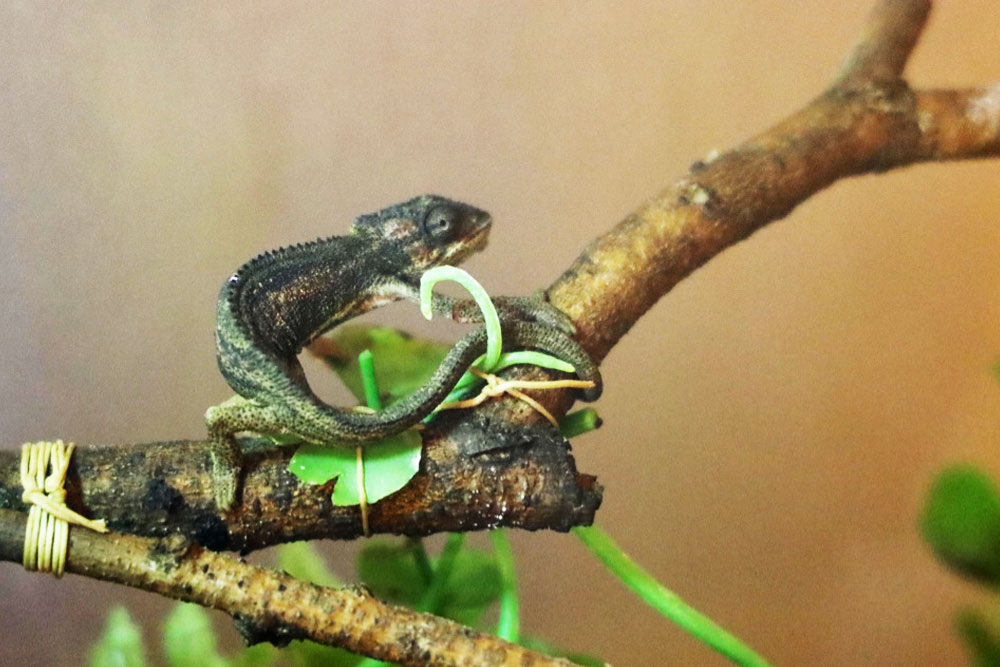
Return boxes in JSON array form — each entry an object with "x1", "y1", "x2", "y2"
[{"x1": 20, "y1": 440, "x2": 107, "y2": 577}]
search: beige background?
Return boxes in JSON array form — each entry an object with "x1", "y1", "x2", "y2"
[{"x1": 2, "y1": 2, "x2": 999, "y2": 665}]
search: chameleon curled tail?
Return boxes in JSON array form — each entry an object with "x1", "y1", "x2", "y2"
[{"x1": 206, "y1": 321, "x2": 601, "y2": 510}]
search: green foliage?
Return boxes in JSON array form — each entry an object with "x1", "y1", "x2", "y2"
[
  {"x1": 89, "y1": 606, "x2": 146, "y2": 667},
  {"x1": 418, "y1": 267, "x2": 586, "y2": 406},
  {"x1": 921, "y1": 461, "x2": 1000, "y2": 665},
  {"x1": 229, "y1": 644, "x2": 279, "y2": 667},
  {"x1": 921, "y1": 465, "x2": 1000, "y2": 584},
  {"x1": 163, "y1": 604, "x2": 229, "y2": 667},
  {"x1": 957, "y1": 608, "x2": 1000, "y2": 667},
  {"x1": 289, "y1": 431, "x2": 423, "y2": 507},
  {"x1": 323, "y1": 326, "x2": 449, "y2": 407},
  {"x1": 289, "y1": 333, "x2": 427, "y2": 507},
  {"x1": 356, "y1": 536, "x2": 503, "y2": 626},
  {"x1": 558, "y1": 408, "x2": 602, "y2": 440},
  {"x1": 278, "y1": 541, "x2": 341, "y2": 588},
  {"x1": 90, "y1": 319, "x2": 778, "y2": 666},
  {"x1": 419, "y1": 266, "x2": 502, "y2": 369},
  {"x1": 292, "y1": 267, "x2": 595, "y2": 508},
  {"x1": 490, "y1": 530, "x2": 520, "y2": 642}
]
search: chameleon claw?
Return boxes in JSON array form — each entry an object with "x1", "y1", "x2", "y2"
[
  {"x1": 205, "y1": 400, "x2": 248, "y2": 511},
  {"x1": 211, "y1": 459, "x2": 239, "y2": 512}
]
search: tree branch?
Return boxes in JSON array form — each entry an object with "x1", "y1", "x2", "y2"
[
  {"x1": 2, "y1": 0, "x2": 999, "y2": 661},
  {"x1": 0, "y1": 423, "x2": 600, "y2": 553},
  {"x1": 547, "y1": 2, "x2": 998, "y2": 362},
  {"x1": 836, "y1": 0, "x2": 930, "y2": 84},
  {"x1": 0, "y1": 509, "x2": 567, "y2": 666}
]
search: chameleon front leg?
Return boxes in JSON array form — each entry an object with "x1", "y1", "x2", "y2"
[{"x1": 204, "y1": 396, "x2": 290, "y2": 510}]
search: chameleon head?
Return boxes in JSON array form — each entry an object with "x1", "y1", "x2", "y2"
[{"x1": 352, "y1": 194, "x2": 492, "y2": 270}]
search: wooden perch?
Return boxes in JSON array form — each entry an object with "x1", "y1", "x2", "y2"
[
  {"x1": 0, "y1": 509, "x2": 569, "y2": 666},
  {"x1": 0, "y1": 414, "x2": 600, "y2": 553},
  {"x1": 2, "y1": 0, "x2": 998, "y2": 662}
]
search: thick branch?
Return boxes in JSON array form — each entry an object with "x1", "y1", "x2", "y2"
[
  {"x1": 0, "y1": 413, "x2": 600, "y2": 553},
  {"x1": 0, "y1": 510, "x2": 566, "y2": 666}
]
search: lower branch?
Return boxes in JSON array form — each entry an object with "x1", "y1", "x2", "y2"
[{"x1": 0, "y1": 509, "x2": 568, "y2": 666}]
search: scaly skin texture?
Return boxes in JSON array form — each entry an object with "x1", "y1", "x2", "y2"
[{"x1": 207, "y1": 194, "x2": 602, "y2": 510}]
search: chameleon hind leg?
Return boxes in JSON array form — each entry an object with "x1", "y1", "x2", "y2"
[{"x1": 204, "y1": 395, "x2": 294, "y2": 510}]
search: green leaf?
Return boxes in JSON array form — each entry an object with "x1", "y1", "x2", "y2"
[
  {"x1": 356, "y1": 538, "x2": 503, "y2": 627},
  {"x1": 163, "y1": 603, "x2": 229, "y2": 667},
  {"x1": 290, "y1": 344, "x2": 423, "y2": 506},
  {"x1": 324, "y1": 326, "x2": 449, "y2": 405},
  {"x1": 423, "y1": 534, "x2": 503, "y2": 627},
  {"x1": 957, "y1": 608, "x2": 1000, "y2": 667},
  {"x1": 921, "y1": 465, "x2": 1000, "y2": 584},
  {"x1": 358, "y1": 349, "x2": 382, "y2": 410},
  {"x1": 278, "y1": 541, "x2": 341, "y2": 588},
  {"x1": 440, "y1": 548, "x2": 503, "y2": 613},
  {"x1": 288, "y1": 430, "x2": 422, "y2": 506},
  {"x1": 356, "y1": 541, "x2": 427, "y2": 607},
  {"x1": 89, "y1": 606, "x2": 147, "y2": 667},
  {"x1": 230, "y1": 644, "x2": 279, "y2": 667},
  {"x1": 284, "y1": 641, "x2": 366, "y2": 667}
]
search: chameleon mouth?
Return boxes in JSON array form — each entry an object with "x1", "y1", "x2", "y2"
[
  {"x1": 438, "y1": 211, "x2": 493, "y2": 266},
  {"x1": 441, "y1": 211, "x2": 492, "y2": 265},
  {"x1": 467, "y1": 216, "x2": 492, "y2": 251}
]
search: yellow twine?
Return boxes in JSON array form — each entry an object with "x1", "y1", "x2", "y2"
[
  {"x1": 436, "y1": 368, "x2": 596, "y2": 428},
  {"x1": 355, "y1": 445, "x2": 371, "y2": 537},
  {"x1": 20, "y1": 440, "x2": 107, "y2": 577}
]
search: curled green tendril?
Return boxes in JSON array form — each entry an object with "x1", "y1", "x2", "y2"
[
  {"x1": 420, "y1": 266, "x2": 583, "y2": 407},
  {"x1": 420, "y1": 266, "x2": 502, "y2": 370}
]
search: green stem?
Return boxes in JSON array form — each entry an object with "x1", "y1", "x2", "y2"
[
  {"x1": 407, "y1": 537, "x2": 434, "y2": 587},
  {"x1": 356, "y1": 533, "x2": 465, "y2": 667},
  {"x1": 573, "y1": 525, "x2": 771, "y2": 667},
  {"x1": 418, "y1": 533, "x2": 466, "y2": 614},
  {"x1": 558, "y1": 408, "x2": 602, "y2": 439},
  {"x1": 490, "y1": 530, "x2": 520, "y2": 643},
  {"x1": 358, "y1": 349, "x2": 382, "y2": 411}
]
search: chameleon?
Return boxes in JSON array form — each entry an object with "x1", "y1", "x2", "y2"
[{"x1": 206, "y1": 194, "x2": 602, "y2": 510}]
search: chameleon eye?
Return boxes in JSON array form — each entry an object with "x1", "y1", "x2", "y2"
[{"x1": 423, "y1": 205, "x2": 458, "y2": 241}]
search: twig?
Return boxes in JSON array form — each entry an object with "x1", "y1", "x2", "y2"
[{"x1": 836, "y1": 0, "x2": 930, "y2": 84}]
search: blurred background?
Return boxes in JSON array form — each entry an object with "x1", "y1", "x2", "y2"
[{"x1": 2, "y1": 1, "x2": 999, "y2": 664}]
